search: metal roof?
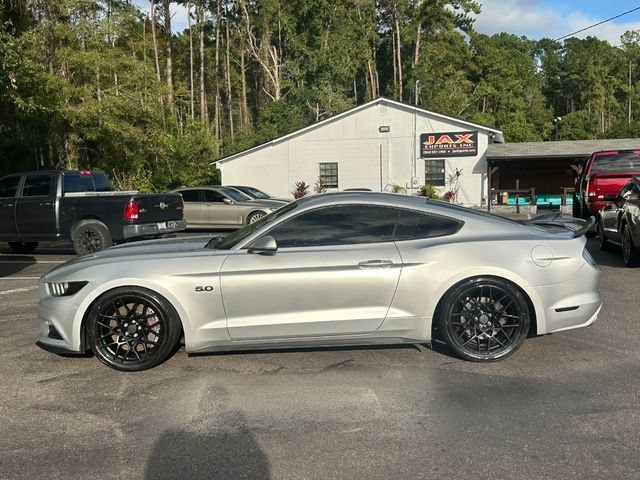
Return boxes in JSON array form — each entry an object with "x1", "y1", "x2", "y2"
[
  {"x1": 213, "y1": 97, "x2": 503, "y2": 166},
  {"x1": 487, "y1": 138, "x2": 640, "y2": 160}
]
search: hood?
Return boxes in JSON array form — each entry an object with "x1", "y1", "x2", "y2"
[
  {"x1": 237, "y1": 199, "x2": 285, "y2": 209},
  {"x1": 43, "y1": 235, "x2": 223, "y2": 280}
]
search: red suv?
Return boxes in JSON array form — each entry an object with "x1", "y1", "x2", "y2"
[{"x1": 573, "y1": 150, "x2": 640, "y2": 219}]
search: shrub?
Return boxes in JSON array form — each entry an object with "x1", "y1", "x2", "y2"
[{"x1": 291, "y1": 180, "x2": 310, "y2": 199}]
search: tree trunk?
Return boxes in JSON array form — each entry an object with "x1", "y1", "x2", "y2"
[
  {"x1": 629, "y1": 60, "x2": 633, "y2": 124},
  {"x1": 240, "y1": 49, "x2": 250, "y2": 129},
  {"x1": 187, "y1": 2, "x2": 195, "y2": 119},
  {"x1": 150, "y1": 0, "x2": 165, "y2": 129},
  {"x1": 225, "y1": 19, "x2": 234, "y2": 141},
  {"x1": 413, "y1": 21, "x2": 421, "y2": 66},
  {"x1": 214, "y1": 0, "x2": 221, "y2": 142},
  {"x1": 395, "y1": 16, "x2": 403, "y2": 101},
  {"x1": 198, "y1": 2, "x2": 207, "y2": 125},
  {"x1": 163, "y1": 0, "x2": 174, "y2": 112}
]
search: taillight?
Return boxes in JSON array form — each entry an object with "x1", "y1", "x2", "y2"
[
  {"x1": 124, "y1": 200, "x2": 139, "y2": 221},
  {"x1": 587, "y1": 180, "x2": 597, "y2": 198}
]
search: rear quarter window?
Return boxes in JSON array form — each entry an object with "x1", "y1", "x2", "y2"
[{"x1": 394, "y1": 209, "x2": 462, "y2": 240}]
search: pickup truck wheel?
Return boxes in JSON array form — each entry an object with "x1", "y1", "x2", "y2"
[
  {"x1": 73, "y1": 220, "x2": 112, "y2": 256},
  {"x1": 597, "y1": 219, "x2": 609, "y2": 251},
  {"x1": 8, "y1": 242, "x2": 39, "y2": 254}
]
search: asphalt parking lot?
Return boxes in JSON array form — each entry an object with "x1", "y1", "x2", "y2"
[{"x1": 0, "y1": 238, "x2": 639, "y2": 480}]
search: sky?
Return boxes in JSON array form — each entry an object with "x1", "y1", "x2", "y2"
[{"x1": 131, "y1": 1, "x2": 640, "y2": 46}]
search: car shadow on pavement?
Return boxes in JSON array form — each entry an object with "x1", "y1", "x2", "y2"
[
  {"x1": 586, "y1": 241, "x2": 626, "y2": 268},
  {"x1": 0, "y1": 255, "x2": 36, "y2": 278},
  {"x1": 145, "y1": 422, "x2": 270, "y2": 479}
]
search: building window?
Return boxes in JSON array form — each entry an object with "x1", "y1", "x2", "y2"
[
  {"x1": 319, "y1": 162, "x2": 338, "y2": 189},
  {"x1": 425, "y1": 160, "x2": 445, "y2": 187}
]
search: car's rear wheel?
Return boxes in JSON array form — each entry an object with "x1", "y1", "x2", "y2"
[
  {"x1": 622, "y1": 223, "x2": 639, "y2": 268},
  {"x1": 86, "y1": 287, "x2": 181, "y2": 371},
  {"x1": 439, "y1": 277, "x2": 530, "y2": 362},
  {"x1": 72, "y1": 220, "x2": 112, "y2": 256},
  {"x1": 247, "y1": 211, "x2": 266, "y2": 224},
  {"x1": 8, "y1": 241, "x2": 38, "y2": 254},
  {"x1": 597, "y1": 219, "x2": 609, "y2": 251}
]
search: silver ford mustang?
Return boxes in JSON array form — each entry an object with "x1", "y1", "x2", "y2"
[{"x1": 37, "y1": 193, "x2": 602, "y2": 371}]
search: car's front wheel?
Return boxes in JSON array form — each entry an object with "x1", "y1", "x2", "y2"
[
  {"x1": 439, "y1": 277, "x2": 530, "y2": 362},
  {"x1": 622, "y1": 223, "x2": 639, "y2": 267},
  {"x1": 247, "y1": 211, "x2": 266, "y2": 224},
  {"x1": 86, "y1": 287, "x2": 182, "y2": 371}
]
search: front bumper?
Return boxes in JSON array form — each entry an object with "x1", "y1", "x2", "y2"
[
  {"x1": 36, "y1": 282, "x2": 88, "y2": 354},
  {"x1": 123, "y1": 219, "x2": 186, "y2": 240}
]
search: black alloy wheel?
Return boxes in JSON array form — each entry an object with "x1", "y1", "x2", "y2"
[
  {"x1": 87, "y1": 287, "x2": 181, "y2": 371},
  {"x1": 439, "y1": 278, "x2": 530, "y2": 362},
  {"x1": 7, "y1": 241, "x2": 38, "y2": 254},
  {"x1": 73, "y1": 220, "x2": 112, "y2": 256},
  {"x1": 597, "y1": 219, "x2": 609, "y2": 251},
  {"x1": 622, "y1": 223, "x2": 639, "y2": 268}
]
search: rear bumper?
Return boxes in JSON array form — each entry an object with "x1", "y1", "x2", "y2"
[{"x1": 123, "y1": 219, "x2": 186, "y2": 239}]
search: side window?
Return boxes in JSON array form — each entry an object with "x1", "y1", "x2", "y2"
[
  {"x1": 266, "y1": 205, "x2": 398, "y2": 248},
  {"x1": 0, "y1": 176, "x2": 21, "y2": 198},
  {"x1": 395, "y1": 209, "x2": 461, "y2": 240},
  {"x1": 179, "y1": 190, "x2": 202, "y2": 202},
  {"x1": 204, "y1": 190, "x2": 225, "y2": 203},
  {"x1": 22, "y1": 174, "x2": 53, "y2": 197}
]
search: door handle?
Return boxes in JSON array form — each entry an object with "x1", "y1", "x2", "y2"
[
  {"x1": 3, "y1": 203, "x2": 13, "y2": 207},
  {"x1": 40, "y1": 202, "x2": 53, "y2": 207},
  {"x1": 357, "y1": 259, "x2": 394, "y2": 269}
]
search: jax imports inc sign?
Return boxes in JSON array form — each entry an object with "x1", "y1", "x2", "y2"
[{"x1": 420, "y1": 131, "x2": 478, "y2": 158}]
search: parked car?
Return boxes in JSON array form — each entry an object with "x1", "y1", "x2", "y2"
[
  {"x1": 597, "y1": 177, "x2": 640, "y2": 266},
  {"x1": 573, "y1": 149, "x2": 640, "y2": 219},
  {"x1": 172, "y1": 186, "x2": 283, "y2": 229},
  {"x1": 36, "y1": 192, "x2": 601, "y2": 371},
  {"x1": 0, "y1": 170, "x2": 185, "y2": 256},
  {"x1": 226, "y1": 185, "x2": 290, "y2": 204}
]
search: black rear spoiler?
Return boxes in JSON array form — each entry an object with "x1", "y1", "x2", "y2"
[{"x1": 526, "y1": 215, "x2": 595, "y2": 238}]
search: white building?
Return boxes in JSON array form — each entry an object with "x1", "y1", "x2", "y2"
[{"x1": 213, "y1": 97, "x2": 504, "y2": 206}]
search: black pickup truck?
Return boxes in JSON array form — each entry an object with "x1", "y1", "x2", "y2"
[{"x1": 0, "y1": 170, "x2": 186, "y2": 255}]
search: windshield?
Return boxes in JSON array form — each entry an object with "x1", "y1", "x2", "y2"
[
  {"x1": 244, "y1": 187, "x2": 270, "y2": 199},
  {"x1": 219, "y1": 187, "x2": 252, "y2": 202},
  {"x1": 211, "y1": 201, "x2": 299, "y2": 249},
  {"x1": 590, "y1": 151, "x2": 640, "y2": 173}
]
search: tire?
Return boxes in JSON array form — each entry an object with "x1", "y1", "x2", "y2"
[
  {"x1": 8, "y1": 241, "x2": 38, "y2": 254},
  {"x1": 72, "y1": 220, "x2": 112, "y2": 256},
  {"x1": 438, "y1": 277, "x2": 530, "y2": 362},
  {"x1": 86, "y1": 287, "x2": 182, "y2": 372},
  {"x1": 572, "y1": 194, "x2": 584, "y2": 219},
  {"x1": 622, "y1": 223, "x2": 640, "y2": 268},
  {"x1": 597, "y1": 219, "x2": 609, "y2": 251},
  {"x1": 246, "y1": 211, "x2": 266, "y2": 225}
]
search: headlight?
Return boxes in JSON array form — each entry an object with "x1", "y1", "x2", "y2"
[{"x1": 47, "y1": 281, "x2": 88, "y2": 297}]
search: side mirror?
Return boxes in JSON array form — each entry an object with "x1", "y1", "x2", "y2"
[
  {"x1": 248, "y1": 235, "x2": 277, "y2": 254},
  {"x1": 223, "y1": 197, "x2": 233, "y2": 205}
]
